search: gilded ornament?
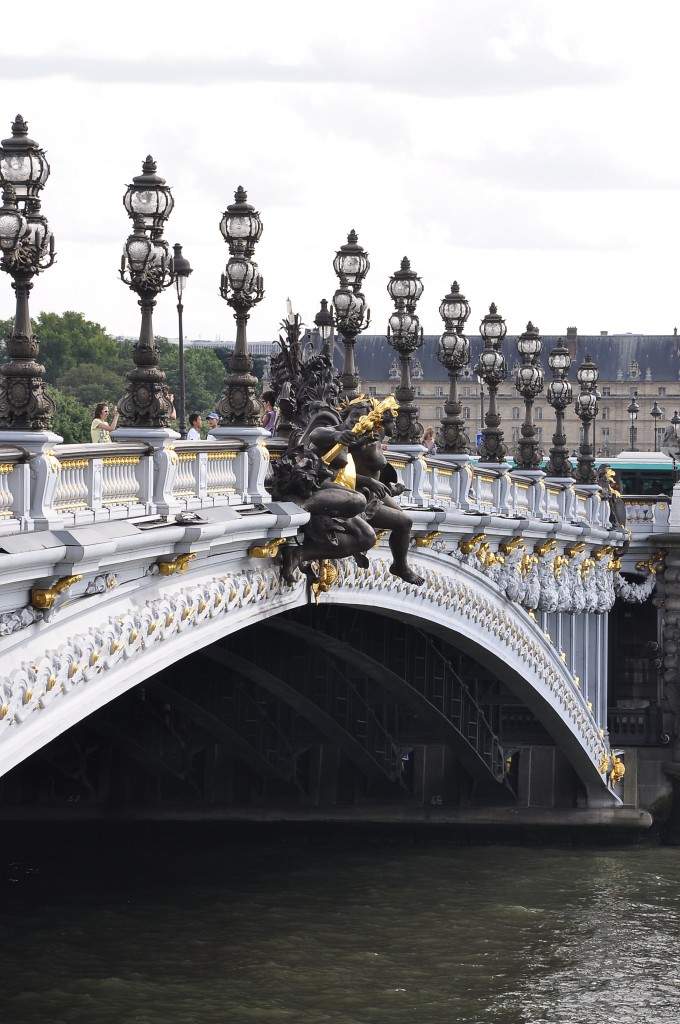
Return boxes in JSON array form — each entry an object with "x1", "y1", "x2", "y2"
[
  {"x1": 499, "y1": 536, "x2": 525, "y2": 555},
  {"x1": 459, "y1": 533, "x2": 485, "y2": 555},
  {"x1": 157, "y1": 553, "x2": 196, "y2": 576},
  {"x1": 534, "y1": 539, "x2": 557, "y2": 557},
  {"x1": 249, "y1": 537, "x2": 287, "y2": 558},
  {"x1": 415, "y1": 531, "x2": 441, "y2": 548},
  {"x1": 31, "y1": 574, "x2": 83, "y2": 610}
]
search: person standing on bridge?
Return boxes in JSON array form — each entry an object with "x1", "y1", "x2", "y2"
[{"x1": 90, "y1": 402, "x2": 119, "y2": 443}]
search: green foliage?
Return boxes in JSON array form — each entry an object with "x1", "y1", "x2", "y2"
[
  {"x1": 35, "y1": 311, "x2": 122, "y2": 386},
  {"x1": 57, "y1": 363, "x2": 126, "y2": 411},
  {"x1": 46, "y1": 385, "x2": 92, "y2": 444},
  {"x1": 156, "y1": 340, "x2": 227, "y2": 415}
]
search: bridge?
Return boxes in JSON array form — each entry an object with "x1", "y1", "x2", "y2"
[{"x1": 0, "y1": 429, "x2": 669, "y2": 829}]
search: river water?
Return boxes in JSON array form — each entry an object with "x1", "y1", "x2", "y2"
[{"x1": 2, "y1": 823, "x2": 679, "y2": 1024}]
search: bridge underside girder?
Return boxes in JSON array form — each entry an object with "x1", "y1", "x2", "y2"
[{"x1": 0, "y1": 604, "x2": 592, "y2": 817}]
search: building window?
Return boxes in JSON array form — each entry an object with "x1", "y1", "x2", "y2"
[
  {"x1": 435, "y1": 407, "x2": 443, "y2": 420},
  {"x1": 535, "y1": 407, "x2": 542, "y2": 420},
  {"x1": 463, "y1": 387, "x2": 471, "y2": 398},
  {"x1": 601, "y1": 407, "x2": 609, "y2": 420},
  {"x1": 535, "y1": 427, "x2": 542, "y2": 441},
  {"x1": 435, "y1": 386, "x2": 444, "y2": 397},
  {"x1": 658, "y1": 387, "x2": 667, "y2": 397},
  {"x1": 368, "y1": 386, "x2": 377, "y2": 396},
  {"x1": 601, "y1": 387, "x2": 611, "y2": 397},
  {"x1": 512, "y1": 406, "x2": 520, "y2": 420},
  {"x1": 601, "y1": 427, "x2": 610, "y2": 440},
  {"x1": 511, "y1": 427, "x2": 520, "y2": 443},
  {"x1": 463, "y1": 407, "x2": 471, "y2": 419}
]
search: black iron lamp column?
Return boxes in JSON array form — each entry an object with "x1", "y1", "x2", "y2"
[
  {"x1": 627, "y1": 390, "x2": 639, "y2": 452},
  {"x1": 475, "y1": 303, "x2": 508, "y2": 463},
  {"x1": 386, "y1": 256, "x2": 424, "y2": 445},
  {"x1": 435, "y1": 281, "x2": 471, "y2": 454},
  {"x1": 574, "y1": 352, "x2": 599, "y2": 484},
  {"x1": 172, "y1": 243, "x2": 192, "y2": 439},
  {"x1": 650, "y1": 400, "x2": 662, "y2": 453},
  {"x1": 514, "y1": 321, "x2": 544, "y2": 470},
  {"x1": 216, "y1": 187, "x2": 264, "y2": 427},
  {"x1": 314, "y1": 298, "x2": 334, "y2": 356},
  {"x1": 119, "y1": 156, "x2": 176, "y2": 429},
  {"x1": 545, "y1": 338, "x2": 573, "y2": 477},
  {"x1": 0, "y1": 116, "x2": 56, "y2": 432},
  {"x1": 331, "y1": 230, "x2": 370, "y2": 401}
]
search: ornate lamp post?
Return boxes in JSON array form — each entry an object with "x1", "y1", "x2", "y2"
[
  {"x1": 331, "y1": 230, "x2": 370, "y2": 400},
  {"x1": 172, "y1": 243, "x2": 192, "y2": 439},
  {"x1": 545, "y1": 338, "x2": 573, "y2": 478},
  {"x1": 119, "y1": 156, "x2": 175, "y2": 429},
  {"x1": 386, "y1": 256, "x2": 424, "y2": 445},
  {"x1": 475, "y1": 303, "x2": 508, "y2": 463},
  {"x1": 574, "y1": 352, "x2": 599, "y2": 483},
  {"x1": 216, "y1": 186, "x2": 264, "y2": 427},
  {"x1": 627, "y1": 391, "x2": 640, "y2": 452},
  {"x1": 514, "y1": 321, "x2": 544, "y2": 470},
  {"x1": 650, "y1": 400, "x2": 662, "y2": 453},
  {"x1": 435, "y1": 281, "x2": 471, "y2": 454},
  {"x1": 314, "y1": 298, "x2": 334, "y2": 355},
  {"x1": 0, "y1": 116, "x2": 56, "y2": 432}
]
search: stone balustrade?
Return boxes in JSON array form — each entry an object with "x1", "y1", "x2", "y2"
[{"x1": 0, "y1": 434, "x2": 667, "y2": 538}]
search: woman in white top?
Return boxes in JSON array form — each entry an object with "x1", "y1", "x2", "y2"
[{"x1": 90, "y1": 402, "x2": 119, "y2": 443}]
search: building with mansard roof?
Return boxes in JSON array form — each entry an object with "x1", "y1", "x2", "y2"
[{"x1": 334, "y1": 326, "x2": 680, "y2": 457}]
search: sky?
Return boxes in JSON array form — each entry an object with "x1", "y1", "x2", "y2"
[{"x1": 1, "y1": 0, "x2": 679, "y2": 347}]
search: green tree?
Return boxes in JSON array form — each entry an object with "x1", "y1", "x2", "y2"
[
  {"x1": 57, "y1": 363, "x2": 126, "y2": 411},
  {"x1": 34, "y1": 312, "x2": 122, "y2": 385},
  {"x1": 156, "y1": 341, "x2": 227, "y2": 414},
  {"x1": 46, "y1": 385, "x2": 91, "y2": 444}
]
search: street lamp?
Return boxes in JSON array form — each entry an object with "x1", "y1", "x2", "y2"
[
  {"x1": 545, "y1": 338, "x2": 573, "y2": 478},
  {"x1": 574, "y1": 352, "x2": 599, "y2": 483},
  {"x1": 627, "y1": 391, "x2": 640, "y2": 452},
  {"x1": 172, "y1": 243, "x2": 192, "y2": 439},
  {"x1": 217, "y1": 186, "x2": 265, "y2": 427},
  {"x1": 650, "y1": 400, "x2": 662, "y2": 453},
  {"x1": 475, "y1": 302, "x2": 508, "y2": 463},
  {"x1": 386, "y1": 256, "x2": 424, "y2": 444},
  {"x1": 331, "y1": 230, "x2": 370, "y2": 400},
  {"x1": 119, "y1": 156, "x2": 175, "y2": 429},
  {"x1": 0, "y1": 116, "x2": 56, "y2": 432},
  {"x1": 514, "y1": 321, "x2": 544, "y2": 470},
  {"x1": 435, "y1": 281, "x2": 471, "y2": 454},
  {"x1": 314, "y1": 298, "x2": 334, "y2": 355}
]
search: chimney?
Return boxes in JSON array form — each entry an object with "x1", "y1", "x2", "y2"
[{"x1": 600, "y1": 330, "x2": 608, "y2": 336}]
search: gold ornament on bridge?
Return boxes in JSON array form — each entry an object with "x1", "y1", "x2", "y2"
[
  {"x1": 311, "y1": 560, "x2": 339, "y2": 603},
  {"x1": 610, "y1": 753, "x2": 625, "y2": 787},
  {"x1": 534, "y1": 539, "x2": 557, "y2": 558},
  {"x1": 565, "y1": 542, "x2": 586, "y2": 557},
  {"x1": 499, "y1": 536, "x2": 525, "y2": 555},
  {"x1": 157, "y1": 553, "x2": 196, "y2": 576},
  {"x1": 459, "y1": 533, "x2": 485, "y2": 555},
  {"x1": 415, "y1": 531, "x2": 441, "y2": 548},
  {"x1": 249, "y1": 537, "x2": 287, "y2": 559},
  {"x1": 31, "y1": 575, "x2": 83, "y2": 610},
  {"x1": 635, "y1": 551, "x2": 666, "y2": 576},
  {"x1": 322, "y1": 395, "x2": 399, "y2": 465}
]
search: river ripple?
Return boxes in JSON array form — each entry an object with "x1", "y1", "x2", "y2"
[{"x1": 1, "y1": 825, "x2": 679, "y2": 1024}]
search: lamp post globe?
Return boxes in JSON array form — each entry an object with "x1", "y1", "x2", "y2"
[
  {"x1": 172, "y1": 243, "x2": 193, "y2": 439},
  {"x1": 627, "y1": 392, "x2": 640, "y2": 452},
  {"x1": 650, "y1": 400, "x2": 662, "y2": 453},
  {"x1": 475, "y1": 303, "x2": 508, "y2": 463},
  {"x1": 386, "y1": 257, "x2": 424, "y2": 445},
  {"x1": 0, "y1": 117, "x2": 57, "y2": 433},
  {"x1": 435, "y1": 281, "x2": 471, "y2": 455},
  {"x1": 118, "y1": 157, "x2": 176, "y2": 430},
  {"x1": 546, "y1": 339, "x2": 573, "y2": 478},
  {"x1": 216, "y1": 187, "x2": 265, "y2": 428}
]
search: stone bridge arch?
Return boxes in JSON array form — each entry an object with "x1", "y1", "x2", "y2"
[{"x1": 0, "y1": 547, "x2": 616, "y2": 808}]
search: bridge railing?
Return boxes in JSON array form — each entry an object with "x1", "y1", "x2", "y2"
[{"x1": 0, "y1": 432, "x2": 670, "y2": 536}]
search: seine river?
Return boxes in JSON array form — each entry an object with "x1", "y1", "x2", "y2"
[{"x1": 2, "y1": 823, "x2": 679, "y2": 1024}]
